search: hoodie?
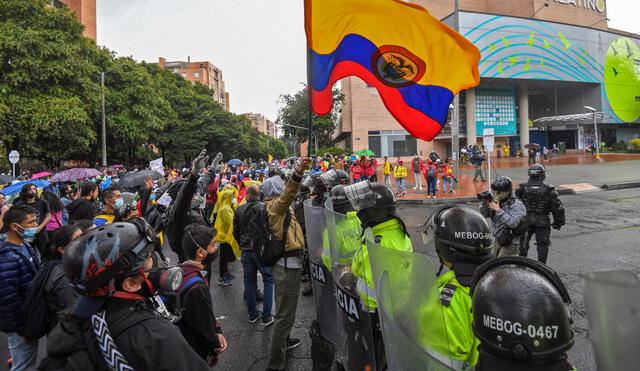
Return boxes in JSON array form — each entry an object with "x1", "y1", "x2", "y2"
[{"x1": 66, "y1": 198, "x2": 98, "y2": 224}]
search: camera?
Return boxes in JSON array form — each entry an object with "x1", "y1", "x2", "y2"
[{"x1": 477, "y1": 191, "x2": 493, "y2": 201}]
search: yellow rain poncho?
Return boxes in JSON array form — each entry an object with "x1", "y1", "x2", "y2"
[{"x1": 213, "y1": 188, "x2": 240, "y2": 258}]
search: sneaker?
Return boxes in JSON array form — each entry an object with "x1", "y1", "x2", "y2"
[
  {"x1": 217, "y1": 278, "x2": 232, "y2": 286},
  {"x1": 249, "y1": 312, "x2": 262, "y2": 323},
  {"x1": 225, "y1": 273, "x2": 236, "y2": 280},
  {"x1": 286, "y1": 337, "x2": 301, "y2": 350},
  {"x1": 262, "y1": 315, "x2": 275, "y2": 327}
]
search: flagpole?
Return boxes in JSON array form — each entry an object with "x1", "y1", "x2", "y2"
[{"x1": 306, "y1": 48, "x2": 313, "y2": 157}]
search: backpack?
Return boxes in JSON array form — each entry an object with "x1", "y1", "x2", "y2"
[
  {"x1": 427, "y1": 167, "x2": 436, "y2": 179},
  {"x1": 23, "y1": 260, "x2": 59, "y2": 341},
  {"x1": 251, "y1": 203, "x2": 292, "y2": 266}
]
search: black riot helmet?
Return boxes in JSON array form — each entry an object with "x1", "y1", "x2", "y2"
[
  {"x1": 63, "y1": 219, "x2": 161, "y2": 297},
  {"x1": 491, "y1": 176, "x2": 513, "y2": 192},
  {"x1": 471, "y1": 257, "x2": 574, "y2": 365},
  {"x1": 329, "y1": 185, "x2": 354, "y2": 214},
  {"x1": 528, "y1": 164, "x2": 547, "y2": 181},
  {"x1": 423, "y1": 206, "x2": 494, "y2": 264}
]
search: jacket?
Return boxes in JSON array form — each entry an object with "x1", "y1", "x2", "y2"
[
  {"x1": 214, "y1": 189, "x2": 240, "y2": 258},
  {"x1": 361, "y1": 162, "x2": 374, "y2": 177},
  {"x1": 515, "y1": 180, "x2": 565, "y2": 228},
  {"x1": 265, "y1": 175, "x2": 305, "y2": 255},
  {"x1": 233, "y1": 199, "x2": 263, "y2": 253},
  {"x1": 0, "y1": 241, "x2": 40, "y2": 334},
  {"x1": 40, "y1": 298, "x2": 210, "y2": 371},
  {"x1": 177, "y1": 264, "x2": 223, "y2": 361},
  {"x1": 66, "y1": 198, "x2": 98, "y2": 224},
  {"x1": 394, "y1": 164, "x2": 408, "y2": 178},
  {"x1": 352, "y1": 218, "x2": 413, "y2": 309},
  {"x1": 44, "y1": 260, "x2": 79, "y2": 320},
  {"x1": 418, "y1": 270, "x2": 479, "y2": 370},
  {"x1": 164, "y1": 174, "x2": 205, "y2": 260},
  {"x1": 383, "y1": 161, "x2": 393, "y2": 175},
  {"x1": 411, "y1": 157, "x2": 423, "y2": 173},
  {"x1": 350, "y1": 163, "x2": 362, "y2": 179},
  {"x1": 480, "y1": 196, "x2": 527, "y2": 244}
]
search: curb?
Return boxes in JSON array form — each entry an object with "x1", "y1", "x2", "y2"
[
  {"x1": 601, "y1": 181, "x2": 640, "y2": 190},
  {"x1": 399, "y1": 187, "x2": 578, "y2": 205},
  {"x1": 556, "y1": 188, "x2": 576, "y2": 195}
]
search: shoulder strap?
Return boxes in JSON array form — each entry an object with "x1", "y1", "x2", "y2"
[
  {"x1": 282, "y1": 211, "x2": 292, "y2": 244},
  {"x1": 439, "y1": 283, "x2": 458, "y2": 307}
]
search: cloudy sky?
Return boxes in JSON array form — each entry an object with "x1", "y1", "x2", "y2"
[{"x1": 97, "y1": 0, "x2": 638, "y2": 121}]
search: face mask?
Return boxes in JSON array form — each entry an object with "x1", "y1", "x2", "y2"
[
  {"x1": 26, "y1": 193, "x2": 36, "y2": 199},
  {"x1": 145, "y1": 266, "x2": 183, "y2": 295},
  {"x1": 16, "y1": 224, "x2": 38, "y2": 238},
  {"x1": 113, "y1": 198, "x2": 124, "y2": 208},
  {"x1": 490, "y1": 190, "x2": 510, "y2": 202},
  {"x1": 201, "y1": 248, "x2": 218, "y2": 266}
]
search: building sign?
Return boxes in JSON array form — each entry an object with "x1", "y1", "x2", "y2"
[
  {"x1": 552, "y1": 0, "x2": 605, "y2": 13},
  {"x1": 475, "y1": 86, "x2": 517, "y2": 136}
]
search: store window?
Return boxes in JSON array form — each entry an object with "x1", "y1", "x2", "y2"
[{"x1": 368, "y1": 130, "x2": 417, "y2": 157}]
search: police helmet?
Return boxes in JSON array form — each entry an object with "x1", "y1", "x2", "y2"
[
  {"x1": 528, "y1": 164, "x2": 547, "y2": 181},
  {"x1": 423, "y1": 206, "x2": 493, "y2": 264},
  {"x1": 329, "y1": 185, "x2": 354, "y2": 214},
  {"x1": 63, "y1": 219, "x2": 160, "y2": 296},
  {"x1": 491, "y1": 176, "x2": 513, "y2": 192},
  {"x1": 471, "y1": 257, "x2": 574, "y2": 363},
  {"x1": 343, "y1": 181, "x2": 396, "y2": 211},
  {"x1": 335, "y1": 170, "x2": 349, "y2": 185}
]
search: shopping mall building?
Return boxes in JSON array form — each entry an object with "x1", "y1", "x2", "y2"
[{"x1": 335, "y1": 0, "x2": 640, "y2": 158}]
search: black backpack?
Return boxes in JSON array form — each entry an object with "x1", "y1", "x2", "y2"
[
  {"x1": 251, "y1": 203, "x2": 292, "y2": 266},
  {"x1": 23, "y1": 260, "x2": 59, "y2": 341}
]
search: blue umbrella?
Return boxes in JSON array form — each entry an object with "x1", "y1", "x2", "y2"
[
  {"x1": 227, "y1": 159, "x2": 243, "y2": 166},
  {"x1": 0, "y1": 179, "x2": 51, "y2": 196}
]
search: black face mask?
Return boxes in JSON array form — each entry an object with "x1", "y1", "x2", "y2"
[
  {"x1": 201, "y1": 249, "x2": 218, "y2": 266},
  {"x1": 144, "y1": 266, "x2": 183, "y2": 295},
  {"x1": 26, "y1": 193, "x2": 36, "y2": 199}
]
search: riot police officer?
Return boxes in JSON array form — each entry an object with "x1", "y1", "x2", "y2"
[
  {"x1": 420, "y1": 206, "x2": 494, "y2": 369},
  {"x1": 343, "y1": 181, "x2": 413, "y2": 368},
  {"x1": 480, "y1": 176, "x2": 527, "y2": 257},
  {"x1": 471, "y1": 256, "x2": 575, "y2": 370},
  {"x1": 515, "y1": 164, "x2": 565, "y2": 264},
  {"x1": 313, "y1": 169, "x2": 349, "y2": 207}
]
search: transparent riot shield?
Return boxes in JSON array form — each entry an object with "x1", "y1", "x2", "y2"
[
  {"x1": 303, "y1": 199, "x2": 344, "y2": 345},
  {"x1": 325, "y1": 199, "x2": 377, "y2": 371},
  {"x1": 584, "y1": 270, "x2": 640, "y2": 371},
  {"x1": 366, "y1": 237, "x2": 455, "y2": 371}
]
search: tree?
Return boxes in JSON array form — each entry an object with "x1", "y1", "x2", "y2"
[{"x1": 277, "y1": 84, "x2": 343, "y2": 149}]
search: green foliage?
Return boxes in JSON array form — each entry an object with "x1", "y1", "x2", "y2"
[
  {"x1": 0, "y1": 0, "x2": 289, "y2": 169},
  {"x1": 630, "y1": 139, "x2": 640, "y2": 152},
  {"x1": 314, "y1": 146, "x2": 349, "y2": 156},
  {"x1": 277, "y1": 84, "x2": 343, "y2": 148}
]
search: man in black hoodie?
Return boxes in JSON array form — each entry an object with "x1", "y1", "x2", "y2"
[{"x1": 66, "y1": 181, "x2": 99, "y2": 224}]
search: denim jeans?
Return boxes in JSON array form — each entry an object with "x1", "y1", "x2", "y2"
[
  {"x1": 395, "y1": 178, "x2": 406, "y2": 195},
  {"x1": 443, "y1": 177, "x2": 453, "y2": 192},
  {"x1": 7, "y1": 332, "x2": 38, "y2": 371},
  {"x1": 427, "y1": 178, "x2": 437, "y2": 195},
  {"x1": 241, "y1": 252, "x2": 273, "y2": 321}
]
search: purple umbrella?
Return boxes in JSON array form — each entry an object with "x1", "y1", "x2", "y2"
[{"x1": 50, "y1": 168, "x2": 101, "y2": 182}]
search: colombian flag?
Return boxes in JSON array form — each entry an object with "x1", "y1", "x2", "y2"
[{"x1": 305, "y1": 0, "x2": 480, "y2": 141}]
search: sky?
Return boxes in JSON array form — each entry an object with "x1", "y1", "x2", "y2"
[{"x1": 97, "y1": 0, "x2": 639, "y2": 121}]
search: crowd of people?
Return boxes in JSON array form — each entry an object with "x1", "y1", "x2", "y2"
[{"x1": 0, "y1": 148, "x2": 575, "y2": 371}]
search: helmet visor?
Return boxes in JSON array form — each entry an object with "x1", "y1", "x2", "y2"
[
  {"x1": 301, "y1": 174, "x2": 314, "y2": 189},
  {"x1": 319, "y1": 170, "x2": 338, "y2": 186},
  {"x1": 344, "y1": 181, "x2": 376, "y2": 211}
]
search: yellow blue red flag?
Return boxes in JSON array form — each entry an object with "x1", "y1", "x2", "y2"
[{"x1": 305, "y1": 0, "x2": 480, "y2": 141}]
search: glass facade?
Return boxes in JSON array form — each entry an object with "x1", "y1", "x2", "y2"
[{"x1": 368, "y1": 130, "x2": 417, "y2": 157}]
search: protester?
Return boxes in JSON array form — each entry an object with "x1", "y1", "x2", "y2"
[
  {"x1": 14, "y1": 183, "x2": 51, "y2": 255},
  {"x1": 441, "y1": 158, "x2": 455, "y2": 195},
  {"x1": 66, "y1": 181, "x2": 99, "y2": 224},
  {"x1": 424, "y1": 159, "x2": 438, "y2": 198},
  {"x1": 471, "y1": 151, "x2": 486, "y2": 182},
  {"x1": 214, "y1": 187, "x2": 240, "y2": 286},
  {"x1": 263, "y1": 157, "x2": 311, "y2": 371},
  {"x1": 0, "y1": 193, "x2": 9, "y2": 232},
  {"x1": 0, "y1": 206, "x2": 41, "y2": 371},
  {"x1": 178, "y1": 224, "x2": 228, "y2": 366},
  {"x1": 393, "y1": 158, "x2": 407, "y2": 197},
  {"x1": 41, "y1": 191, "x2": 66, "y2": 233},
  {"x1": 93, "y1": 187, "x2": 123, "y2": 227},
  {"x1": 234, "y1": 184, "x2": 274, "y2": 326},
  {"x1": 349, "y1": 159, "x2": 362, "y2": 183},
  {"x1": 411, "y1": 155, "x2": 424, "y2": 191},
  {"x1": 383, "y1": 156, "x2": 393, "y2": 189}
]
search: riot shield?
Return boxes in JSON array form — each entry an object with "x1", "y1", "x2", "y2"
[
  {"x1": 303, "y1": 199, "x2": 344, "y2": 345},
  {"x1": 325, "y1": 199, "x2": 377, "y2": 371},
  {"x1": 366, "y1": 237, "x2": 455, "y2": 371},
  {"x1": 584, "y1": 270, "x2": 640, "y2": 371}
]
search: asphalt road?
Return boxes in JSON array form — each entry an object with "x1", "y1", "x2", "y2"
[{"x1": 2, "y1": 187, "x2": 639, "y2": 371}]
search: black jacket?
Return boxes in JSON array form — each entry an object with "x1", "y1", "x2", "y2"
[
  {"x1": 163, "y1": 174, "x2": 202, "y2": 261},
  {"x1": 40, "y1": 298, "x2": 210, "y2": 371},
  {"x1": 515, "y1": 180, "x2": 565, "y2": 228},
  {"x1": 44, "y1": 261, "x2": 79, "y2": 320},
  {"x1": 66, "y1": 198, "x2": 98, "y2": 224},
  {"x1": 233, "y1": 199, "x2": 264, "y2": 253}
]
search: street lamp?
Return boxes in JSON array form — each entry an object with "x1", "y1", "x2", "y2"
[
  {"x1": 280, "y1": 123, "x2": 319, "y2": 154},
  {"x1": 99, "y1": 63, "x2": 128, "y2": 166},
  {"x1": 584, "y1": 105, "x2": 601, "y2": 160},
  {"x1": 449, "y1": 103, "x2": 460, "y2": 189}
]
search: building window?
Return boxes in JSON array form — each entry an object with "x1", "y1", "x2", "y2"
[
  {"x1": 181, "y1": 73, "x2": 187, "y2": 78},
  {"x1": 368, "y1": 130, "x2": 417, "y2": 157},
  {"x1": 194, "y1": 72, "x2": 200, "y2": 78}
]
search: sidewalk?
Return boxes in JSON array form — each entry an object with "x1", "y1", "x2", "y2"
[{"x1": 384, "y1": 153, "x2": 640, "y2": 202}]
